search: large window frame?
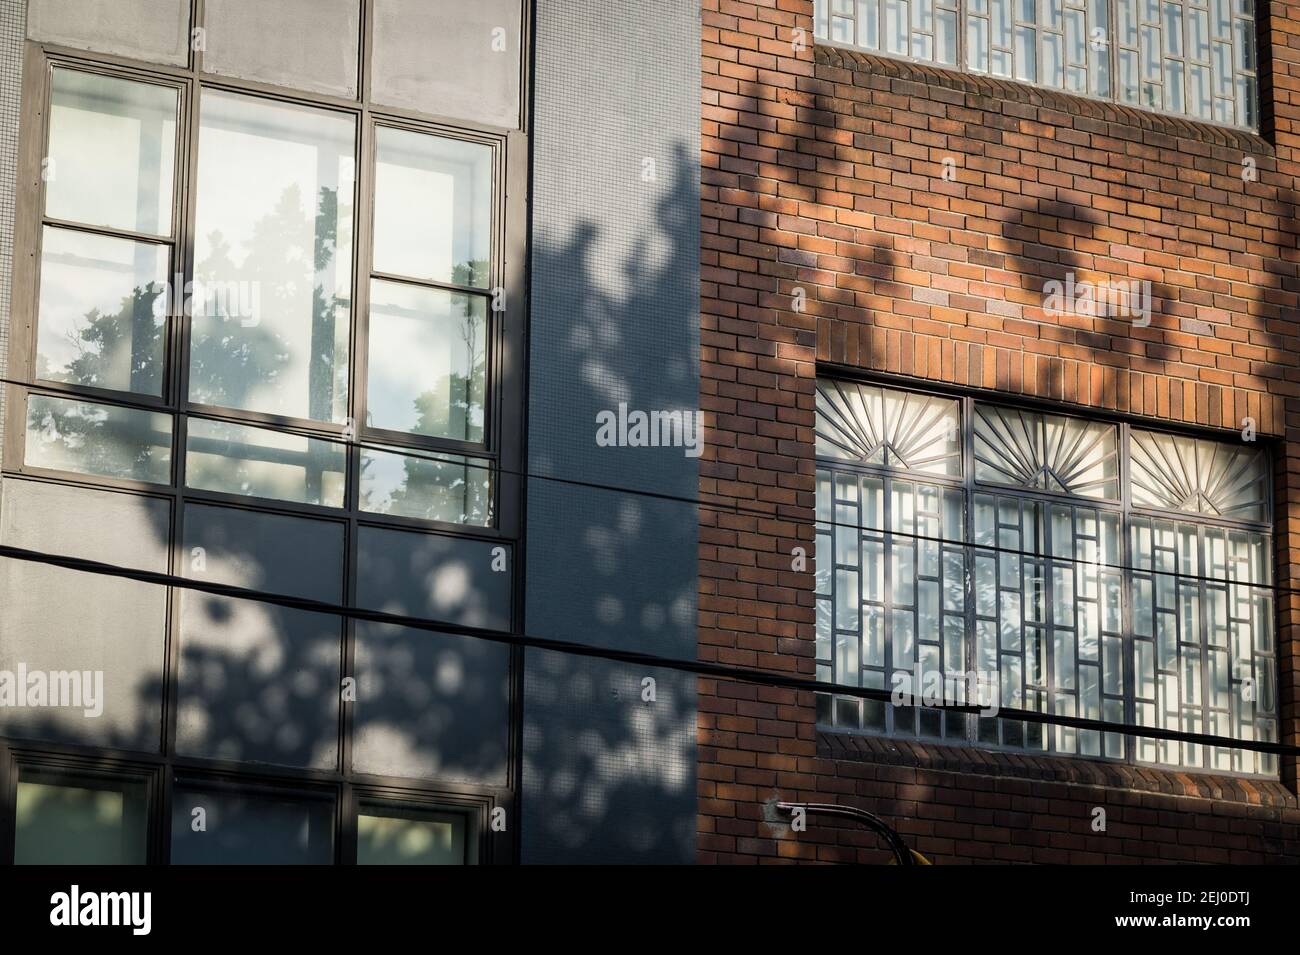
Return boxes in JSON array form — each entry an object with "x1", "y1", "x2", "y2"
[
  {"x1": 813, "y1": 0, "x2": 1263, "y2": 132},
  {"x1": 1, "y1": 0, "x2": 530, "y2": 864},
  {"x1": 815, "y1": 372, "x2": 1280, "y2": 779}
]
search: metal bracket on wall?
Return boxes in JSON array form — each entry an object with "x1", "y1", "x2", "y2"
[{"x1": 776, "y1": 801, "x2": 929, "y2": 865}]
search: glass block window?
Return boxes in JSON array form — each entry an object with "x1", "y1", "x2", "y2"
[
  {"x1": 815, "y1": 378, "x2": 1277, "y2": 776},
  {"x1": 814, "y1": 0, "x2": 1259, "y2": 128}
]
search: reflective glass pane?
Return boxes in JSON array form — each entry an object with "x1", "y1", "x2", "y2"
[
  {"x1": 373, "y1": 127, "x2": 493, "y2": 288},
  {"x1": 15, "y1": 771, "x2": 148, "y2": 865},
  {"x1": 26, "y1": 394, "x2": 172, "y2": 484},
  {"x1": 366, "y1": 279, "x2": 487, "y2": 443},
  {"x1": 185, "y1": 417, "x2": 346, "y2": 507},
  {"x1": 36, "y1": 227, "x2": 168, "y2": 395},
  {"x1": 360, "y1": 446, "x2": 492, "y2": 526},
  {"x1": 1016, "y1": 26, "x2": 1038, "y2": 81},
  {"x1": 358, "y1": 808, "x2": 470, "y2": 865},
  {"x1": 46, "y1": 68, "x2": 176, "y2": 236},
  {"x1": 190, "y1": 91, "x2": 355, "y2": 423},
  {"x1": 170, "y1": 786, "x2": 333, "y2": 864},
  {"x1": 1042, "y1": 31, "x2": 1065, "y2": 87}
]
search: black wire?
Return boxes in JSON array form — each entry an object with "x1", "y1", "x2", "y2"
[
  {"x1": 5, "y1": 375, "x2": 1287, "y2": 596},
  {"x1": 0, "y1": 540, "x2": 1293, "y2": 759}
]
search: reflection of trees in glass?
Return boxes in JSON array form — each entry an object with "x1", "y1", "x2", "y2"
[
  {"x1": 37, "y1": 182, "x2": 348, "y2": 483},
  {"x1": 32, "y1": 279, "x2": 168, "y2": 477},
  {"x1": 365, "y1": 446, "x2": 490, "y2": 526},
  {"x1": 27, "y1": 395, "x2": 168, "y2": 482},
  {"x1": 39, "y1": 283, "x2": 166, "y2": 395},
  {"x1": 382, "y1": 290, "x2": 489, "y2": 524},
  {"x1": 452, "y1": 260, "x2": 490, "y2": 290},
  {"x1": 190, "y1": 183, "x2": 347, "y2": 422},
  {"x1": 361, "y1": 304, "x2": 490, "y2": 524},
  {"x1": 417, "y1": 296, "x2": 487, "y2": 443}
]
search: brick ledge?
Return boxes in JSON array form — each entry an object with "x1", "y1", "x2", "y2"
[
  {"x1": 813, "y1": 45, "x2": 1272, "y2": 152},
  {"x1": 819, "y1": 730, "x2": 1298, "y2": 809}
]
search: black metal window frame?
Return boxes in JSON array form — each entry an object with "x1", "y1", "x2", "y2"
[
  {"x1": 815, "y1": 369, "x2": 1279, "y2": 779},
  {"x1": 0, "y1": 0, "x2": 532, "y2": 864}
]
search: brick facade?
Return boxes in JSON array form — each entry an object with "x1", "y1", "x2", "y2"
[{"x1": 698, "y1": 0, "x2": 1300, "y2": 863}]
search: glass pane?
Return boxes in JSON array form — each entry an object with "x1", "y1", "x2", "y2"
[
  {"x1": 859, "y1": 0, "x2": 881, "y2": 48},
  {"x1": 1042, "y1": 31, "x2": 1065, "y2": 87},
  {"x1": 366, "y1": 279, "x2": 487, "y2": 443},
  {"x1": 1117, "y1": 48, "x2": 1140, "y2": 104},
  {"x1": 974, "y1": 405, "x2": 1118, "y2": 498},
  {"x1": 360, "y1": 445, "x2": 492, "y2": 526},
  {"x1": 1129, "y1": 429, "x2": 1268, "y2": 520},
  {"x1": 190, "y1": 90, "x2": 355, "y2": 423},
  {"x1": 1188, "y1": 7, "x2": 1209, "y2": 58},
  {"x1": 1163, "y1": 2, "x2": 1184, "y2": 54},
  {"x1": 1235, "y1": 16, "x2": 1255, "y2": 69},
  {"x1": 967, "y1": 15, "x2": 990, "y2": 70},
  {"x1": 1165, "y1": 58, "x2": 1186, "y2": 113},
  {"x1": 26, "y1": 394, "x2": 172, "y2": 484},
  {"x1": 886, "y1": 0, "x2": 910, "y2": 54},
  {"x1": 1235, "y1": 74, "x2": 1256, "y2": 128},
  {"x1": 357, "y1": 807, "x2": 470, "y2": 865},
  {"x1": 46, "y1": 68, "x2": 176, "y2": 236},
  {"x1": 36, "y1": 226, "x2": 169, "y2": 395},
  {"x1": 170, "y1": 786, "x2": 334, "y2": 864},
  {"x1": 815, "y1": 379, "x2": 961, "y2": 476},
  {"x1": 1188, "y1": 64, "x2": 1213, "y2": 118},
  {"x1": 15, "y1": 771, "x2": 148, "y2": 865},
  {"x1": 185, "y1": 417, "x2": 346, "y2": 507},
  {"x1": 937, "y1": 9, "x2": 958, "y2": 63},
  {"x1": 373, "y1": 127, "x2": 493, "y2": 288},
  {"x1": 1016, "y1": 26, "x2": 1038, "y2": 81}
]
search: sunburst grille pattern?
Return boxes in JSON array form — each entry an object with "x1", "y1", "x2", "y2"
[
  {"x1": 973, "y1": 405, "x2": 1118, "y2": 499},
  {"x1": 815, "y1": 380, "x2": 961, "y2": 477},
  {"x1": 1130, "y1": 430, "x2": 1268, "y2": 521}
]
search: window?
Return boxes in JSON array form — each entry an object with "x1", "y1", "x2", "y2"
[
  {"x1": 15, "y1": 57, "x2": 517, "y2": 534},
  {"x1": 357, "y1": 804, "x2": 477, "y2": 865},
  {"x1": 815, "y1": 378, "x2": 1278, "y2": 776},
  {"x1": 189, "y1": 91, "x2": 354, "y2": 423},
  {"x1": 6, "y1": 3, "x2": 523, "y2": 864},
  {"x1": 814, "y1": 381, "x2": 967, "y2": 740},
  {"x1": 14, "y1": 767, "x2": 150, "y2": 865},
  {"x1": 813, "y1": 0, "x2": 1260, "y2": 128},
  {"x1": 170, "y1": 783, "x2": 334, "y2": 864}
]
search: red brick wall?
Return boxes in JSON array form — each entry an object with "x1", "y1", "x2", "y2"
[{"x1": 698, "y1": 0, "x2": 1300, "y2": 863}]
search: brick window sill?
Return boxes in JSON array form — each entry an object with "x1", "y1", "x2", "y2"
[
  {"x1": 813, "y1": 45, "x2": 1272, "y2": 153},
  {"x1": 818, "y1": 730, "x2": 1297, "y2": 809}
]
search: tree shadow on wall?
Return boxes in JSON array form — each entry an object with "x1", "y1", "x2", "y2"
[
  {"x1": 519, "y1": 142, "x2": 701, "y2": 863},
  {"x1": 2, "y1": 145, "x2": 706, "y2": 863}
]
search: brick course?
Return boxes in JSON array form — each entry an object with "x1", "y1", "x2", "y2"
[{"x1": 699, "y1": 0, "x2": 1300, "y2": 863}]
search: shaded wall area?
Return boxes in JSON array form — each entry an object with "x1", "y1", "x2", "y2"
[{"x1": 523, "y1": 0, "x2": 701, "y2": 862}]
